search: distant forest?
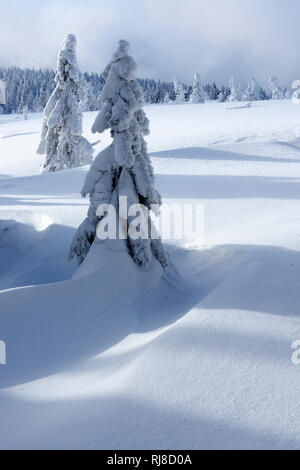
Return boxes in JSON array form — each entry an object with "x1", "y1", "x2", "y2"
[{"x1": 0, "y1": 66, "x2": 289, "y2": 114}]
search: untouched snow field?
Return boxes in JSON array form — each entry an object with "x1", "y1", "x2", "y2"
[{"x1": 1, "y1": 100, "x2": 300, "y2": 449}]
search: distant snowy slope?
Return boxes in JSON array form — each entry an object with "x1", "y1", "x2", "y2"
[
  {"x1": 1, "y1": 100, "x2": 300, "y2": 449},
  {"x1": 2, "y1": 100, "x2": 300, "y2": 177}
]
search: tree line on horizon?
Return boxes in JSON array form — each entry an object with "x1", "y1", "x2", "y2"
[{"x1": 0, "y1": 64, "x2": 293, "y2": 115}]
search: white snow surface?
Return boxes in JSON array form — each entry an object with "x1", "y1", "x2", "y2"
[{"x1": 1, "y1": 100, "x2": 300, "y2": 449}]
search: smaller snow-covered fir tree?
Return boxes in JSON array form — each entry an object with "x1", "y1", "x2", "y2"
[
  {"x1": 217, "y1": 86, "x2": 229, "y2": 102},
  {"x1": 189, "y1": 73, "x2": 204, "y2": 104},
  {"x1": 268, "y1": 77, "x2": 284, "y2": 100},
  {"x1": 242, "y1": 77, "x2": 265, "y2": 101},
  {"x1": 285, "y1": 89, "x2": 291, "y2": 99},
  {"x1": 206, "y1": 82, "x2": 219, "y2": 101},
  {"x1": 228, "y1": 76, "x2": 242, "y2": 102},
  {"x1": 84, "y1": 81, "x2": 98, "y2": 111},
  {"x1": 37, "y1": 34, "x2": 93, "y2": 172},
  {"x1": 164, "y1": 91, "x2": 171, "y2": 104},
  {"x1": 69, "y1": 40, "x2": 169, "y2": 270},
  {"x1": 173, "y1": 78, "x2": 185, "y2": 104}
]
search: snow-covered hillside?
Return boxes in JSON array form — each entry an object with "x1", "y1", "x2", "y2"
[{"x1": 1, "y1": 100, "x2": 300, "y2": 449}]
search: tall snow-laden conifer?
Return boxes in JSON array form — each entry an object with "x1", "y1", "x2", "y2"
[
  {"x1": 190, "y1": 73, "x2": 204, "y2": 104},
  {"x1": 37, "y1": 34, "x2": 93, "y2": 172},
  {"x1": 69, "y1": 40, "x2": 169, "y2": 270}
]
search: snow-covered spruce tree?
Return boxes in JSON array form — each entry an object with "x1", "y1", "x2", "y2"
[
  {"x1": 268, "y1": 77, "x2": 284, "y2": 100},
  {"x1": 285, "y1": 89, "x2": 291, "y2": 99},
  {"x1": 217, "y1": 86, "x2": 229, "y2": 102},
  {"x1": 228, "y1": 76, "x2": 242, "y2": 102},
  {"x1": 242, "y1": 77, "x2": 266, "y2": 101},
  {"x1": 189, "y1": 73, "x2": 204, "y2": 104},
  {"x1": 69, "y1": 40, "x2": 169, "y2": 270},
  {"x1": 173, "y1": 78, "x2": 185, "y2": 104},
  {"x1": 37, "y1": 34, "x2": 93, "y2": 172},
  {"x1": 164, "y1": 91, "x2": 171, "y2": 104}
]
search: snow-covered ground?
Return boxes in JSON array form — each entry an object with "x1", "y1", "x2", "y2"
[{"x1": 1, "y1": 100, "x2": 300, "y2": 449}]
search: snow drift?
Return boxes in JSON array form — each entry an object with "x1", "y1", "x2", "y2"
[{"x1": 1, "y1": 100, "x2": 300, "y2": 449}]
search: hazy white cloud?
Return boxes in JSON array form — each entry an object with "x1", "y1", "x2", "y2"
[{"x1": 0, "y1": 0, "x2": 299, "y2": 86}]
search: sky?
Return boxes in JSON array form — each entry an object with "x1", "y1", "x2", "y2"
[{"x1": 0, "y1": 0, "x2": 299, "y2": 87}]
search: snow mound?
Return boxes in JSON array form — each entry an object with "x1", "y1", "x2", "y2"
[
  {"x1": 74, "y1": 237, "x2": 163, "y2": 295},
  {"x1": 227, "y1": 102, "x2": 252, "y2": 110},
  {"x1": 0, "y1": 219, "x2": 41, "y2": 252},
  {"x1": 0, "y1": 218, "x2": 75, "y2": 291}
]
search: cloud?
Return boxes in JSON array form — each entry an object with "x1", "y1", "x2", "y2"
[{"x1": 0, "y1": 0, "x2": 299, "y2": 87}]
